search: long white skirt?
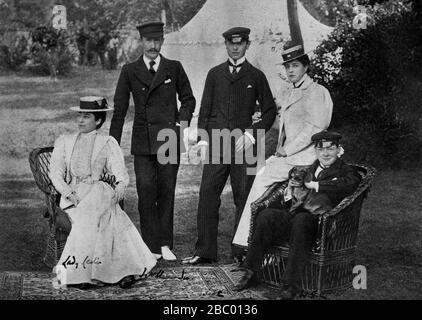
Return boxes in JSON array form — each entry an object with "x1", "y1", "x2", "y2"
[
  {"x1": 232, "y1": 156, "x2": 294, "y2": 248},
  {"x1": 55, "y1": 181, "x2": 156, "y2": 285}
]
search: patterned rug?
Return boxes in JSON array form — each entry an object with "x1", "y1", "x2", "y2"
[{"x1": 0, "y1": 265, "x2": 268, "y2": 300}]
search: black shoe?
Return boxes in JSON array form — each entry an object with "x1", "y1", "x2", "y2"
[
  {"x1": 232, "y1": 254, "x2": 246, "y2": 264},
  {"x1": 278, "y1": 285, "x2": 300, "y2": 300},
  {"x1": 181, "y1": 255, "x2": 214, "y2": 265},
  {"x1": 72, "y1": 283, "x2": 94, "y2": 290},
  {"x1": 233, "y1": 269, "x2": 257, "y2": 291},
  {"x1": 119, "y1": 275, "x2": 135, "y2": 289}
]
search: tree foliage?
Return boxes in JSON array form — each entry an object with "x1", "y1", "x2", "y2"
[
  {"x1": 58, "y1": 0, "x2": 206, "y2": 32},
  {"x1": 300, "y1": 0, "x2": 420, "y2": 26},
  {"x1": 0, "y1": 0, "x2": 54, "y2": 32},
  {"x1": 311, "y1": 0, "x2": 422, "y2": 168}
]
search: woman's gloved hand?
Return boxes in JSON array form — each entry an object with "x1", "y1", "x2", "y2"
[
  {"x1": 114, "y1": 182, "x2": 126, "y2": 203},
  {"x1": 66, "y1": 191, "x2": 81, "y2": 207}
]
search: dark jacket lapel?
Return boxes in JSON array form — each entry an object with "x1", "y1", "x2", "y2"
[
  {"x1": 232, "y1": 60, "x2": 252, "y2": 82},
  {"x1": 315, "y1": 158, "x2": 343, "y2": 181},
  {"x1": 309, "y1": 160, "x2": 320, "y2": 179},
  {"x1": 222, "y1": 59, "x2": 252, "y2": 82},
  {"x1": 222, "y1": 60, "x2": 233, "y2": 82},
  {"x1": 148, "y1": 55, "x2": 170, "y2": 94},
  {"x1": 133, "y1": 57, "x2": 153, "y2": 88}
]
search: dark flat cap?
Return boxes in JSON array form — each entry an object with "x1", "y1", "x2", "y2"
[
  {"x1": 282, "y1": 42, "x2": 307, "y2": 64},
  {"x1": 222, "y1": 27, "x2": 250, "y2": 43},
  {"x1": 136, "y1": 22, "x2": 164, "y2": 38},
  {"x1": 311, "y1": 130, "x2": 342, "y2": 143}
]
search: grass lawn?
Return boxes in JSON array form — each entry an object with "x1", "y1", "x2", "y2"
[{"x1": 0, "y1": 66, "x2": 421, "y2": 299}]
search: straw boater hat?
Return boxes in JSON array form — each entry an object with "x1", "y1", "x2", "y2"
[
  {"x1": 70, "y1": 96, "x2": 114, "y2": 112},
  {"x1": 281, "y1": 43, "x2": 310, "y2": 65}
]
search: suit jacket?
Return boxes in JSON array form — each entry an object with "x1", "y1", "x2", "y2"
[
  {"x1": 276, "y1": 74, "x2": 333, "y2": 166},
  {"x1": 309, "y1": 158, "x2": 361, "y2": 207},
  {"x1": 49, "y1": 133, "x2": 130, "y2": 209},
  {"x1": 197, "y1": 59, "x2": 276, "y2": 159},
  {"x1": 110, "y1": 55, "x2": 196, "y2": 155}
]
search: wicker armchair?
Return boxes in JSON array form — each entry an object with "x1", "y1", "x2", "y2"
[
  {"x1": 29, "y1": 146, "x2": 122, "y2": 268},
  {"x1": 250, "y1": 164, "x2": 376, "y2": 296}
]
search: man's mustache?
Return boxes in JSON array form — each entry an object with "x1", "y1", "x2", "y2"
[{"x1": 147, "y1": 49, "x2": 159, "y2": 53}]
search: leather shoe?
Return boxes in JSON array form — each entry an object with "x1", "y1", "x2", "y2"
[
  {"x1": 181, "y1": 255, "x2": 214, "y2": 265},
  {"x1": 232, "y1": 254, "x2": 246, "y2": 264},
  {"x1": 119, "y1": 275, "x2": 135, "y2": 289},
  {"x1": 233, "y1": 269, "x2": 257, "y2": 291},
  {"x1": 72, "y1": 283, "x2": 94, "y2": 290},
  {"x1": 278, "y1": 285, "x2": 300, "y2": 300}
]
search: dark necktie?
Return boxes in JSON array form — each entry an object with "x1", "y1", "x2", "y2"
[
  {"x1": 228, "y1": 61, "x2": 243, "y2": 75},
  {"x1": 149, "y1": 60, "x2": 156, "y2": 75}
]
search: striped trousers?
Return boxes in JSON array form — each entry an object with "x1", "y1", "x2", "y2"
[{"x1": 194, "y1": 162, "x2": 251, "y2": 260}]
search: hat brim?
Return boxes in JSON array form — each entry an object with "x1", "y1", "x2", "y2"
[
  {"x1": 70, "y1": 107, "x2": 114, "y2": 112},
  {"x1": 282, "y1": 52, "x2": 309, "y2": 65},
  {"x1": 139, "y1": 32, "x2": 164, "y2": 39}
]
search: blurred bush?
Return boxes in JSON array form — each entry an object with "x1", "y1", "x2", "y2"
[
  {"x1": 30, "y1": 26, "x2": 75, "y2": 77},
  {"x1": 0, "y1": 34, "x2": 30, "y2": 71},
  {"x1": 311, "y1": 0, "x2": 422, "y2": 168}
]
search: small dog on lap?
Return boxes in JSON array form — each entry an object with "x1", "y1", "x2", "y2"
[{"x1": 287, "y1": 166, "x2": 333, "y2": 215}]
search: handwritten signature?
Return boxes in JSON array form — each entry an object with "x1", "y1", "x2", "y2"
[
  {"x1": 62, "y1": 255, "x2": 102, "y2": 269},
  {"x1": 61, "y1": 259, "x2": 191, "y2": 282},
  {"x1": 138, "y1": 268, "x2": 190, "y2": 281}
]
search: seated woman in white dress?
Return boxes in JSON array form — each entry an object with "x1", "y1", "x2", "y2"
[
  {"x1": 232, "y1": 43, "x2": 333, "y2": 250},
  {"x1": 49, "y1": 96, "x2": 157, "y2": 289}
]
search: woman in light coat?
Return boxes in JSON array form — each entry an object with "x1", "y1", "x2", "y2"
[
  {"x1": 49, "y1": 96, "x2": 156, "y2": 289},
  {"x1": 232, "y1": 44, "x2": 333, "y2": 249}
]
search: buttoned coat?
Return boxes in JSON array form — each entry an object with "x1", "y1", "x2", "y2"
[
  {"x1": 308, "y1": 158, "x2": 361, "y2": 207},
  {"x1": 276, "y1": 74, "x2": 333, "y2": 165},
  {"x1": 197, "y1": 60, "x2": 277, "y2": 159},
  {"x1": 110, "y1": 55, "x2": 196, "y2": 155}
]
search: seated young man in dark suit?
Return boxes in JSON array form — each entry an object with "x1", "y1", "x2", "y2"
[{"x1": 233, "y1": 130, "x2": 361, "y2": 299}]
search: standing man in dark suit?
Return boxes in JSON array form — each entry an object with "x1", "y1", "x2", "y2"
[
  {"x1": 183, "y1": 27, "x2": 277, "y2": 265},
  {"x1": 232, "y1": 131, "x2": 362, "y2": 299},
  {"x1": 110, "y1": 22, "x2": 195, "y2": 261}
]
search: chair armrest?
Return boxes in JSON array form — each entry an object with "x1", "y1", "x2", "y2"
[
  {"x1": 318, "y1": 164, "x2": 376, "y2": 252},
  {"x1": 29, "y1": 147, "x2": 55, "y2": 196},
  {"x1": 246, "y1": 181, "x2": 288, "y2": 246},
  {"x1": 251, "y1": 181, "x2": 288, "y2": 212}
]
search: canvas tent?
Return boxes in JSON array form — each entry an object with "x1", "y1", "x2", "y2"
[{"x1": 159, "y1": 0, "x2": 333, "y2": 110}]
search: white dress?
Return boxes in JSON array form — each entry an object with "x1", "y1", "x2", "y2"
[{"x1": 49, "y1": 131, "x2": 157, "y2": 285}]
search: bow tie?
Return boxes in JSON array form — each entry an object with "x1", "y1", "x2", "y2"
[
  {"x1": 319, "y1": 164, "x2": 330, "y2": 170},
  {"x1": 228, "y1": 61, "x2": 243, "y2": 69}
]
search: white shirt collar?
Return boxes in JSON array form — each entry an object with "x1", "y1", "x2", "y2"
[
  {"x1": 143, "y1": 54, "x2": 161, "y2": 71},
  {"x1": 228, "y1": 56, "x2": 246, "y2": 66},
  {"x1": 290, "y1": 73, "x2": 312, "y2": 89}
]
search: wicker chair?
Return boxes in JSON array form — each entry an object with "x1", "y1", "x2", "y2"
[
  {"x1": 249, "y1": 164, "x2": 376, "y2": 296},
  {"x1": 29, "y1": 146, "x2": 122, "y2": 268}
]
